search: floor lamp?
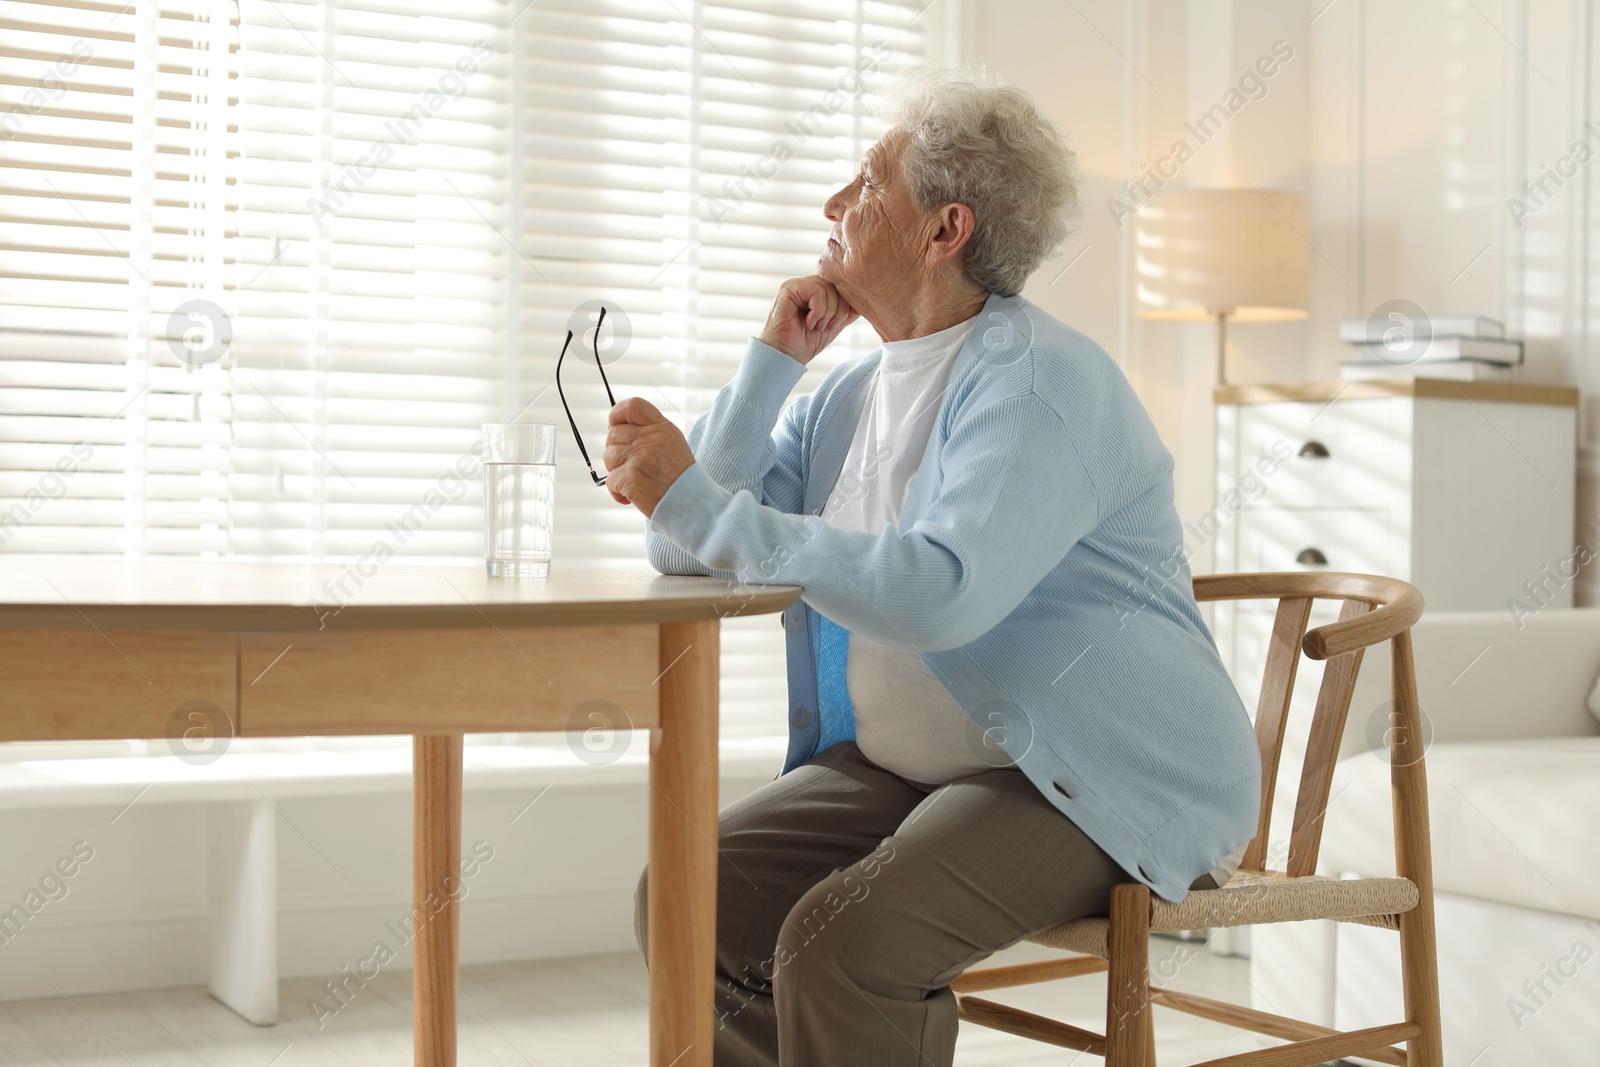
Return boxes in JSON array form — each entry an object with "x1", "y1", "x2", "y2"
[{"x1": 1133, "y1": 189, "x2": 1310, "y2": 385}]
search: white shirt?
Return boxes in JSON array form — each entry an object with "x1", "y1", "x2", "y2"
[{"x1": 819, "y1": 312, "x2": 1014, "y2": 787}]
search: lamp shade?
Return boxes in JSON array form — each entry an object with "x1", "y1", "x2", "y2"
[{"x1": 1134, "y1": 189, "x2": 1310, "y2": 323}]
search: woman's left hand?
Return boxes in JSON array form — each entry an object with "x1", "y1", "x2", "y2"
[{"x1": 604, "y1": 397, "x2": 696, "y2": 518}]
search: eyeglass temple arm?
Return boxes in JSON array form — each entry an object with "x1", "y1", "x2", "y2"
[
  {"x1": 555, "y1": 329, "x2": 607, "y2": 485},
  {"x1": 593, "y1": 306, "x2": 616, "y2": 407}
]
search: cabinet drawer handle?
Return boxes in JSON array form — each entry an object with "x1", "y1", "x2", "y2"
[
  {"x1": 1297, "y1": 440, "x2": 1330, "y2": 459},
  {"x1": 1296, "y1": 547, "x2": 1329, "y2": 565}
]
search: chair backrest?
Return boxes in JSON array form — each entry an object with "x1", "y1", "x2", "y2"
[{"x1": 1194, "y1": 572, "x2": 1427, "y2": 880}]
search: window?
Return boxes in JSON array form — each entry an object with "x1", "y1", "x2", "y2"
[{"x1": 0, "y1": 0, "x2": 934, "y2": 757}]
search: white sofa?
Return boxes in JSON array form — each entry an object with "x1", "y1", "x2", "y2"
[{"x1": 1250, "y1": 607, "x2": 1600, "y2": 1067}]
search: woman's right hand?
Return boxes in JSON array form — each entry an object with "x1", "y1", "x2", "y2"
[{"x1": 757, "y1": 276, "x2": 860, "y2": 365}]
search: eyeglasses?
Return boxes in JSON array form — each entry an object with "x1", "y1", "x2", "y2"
[{"x1": 555, "y1": 306, "x2": 617, "y2": 486}]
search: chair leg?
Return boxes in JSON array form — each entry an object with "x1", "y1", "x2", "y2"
[
  {"x1": 1105, "y1": 883, "x2": 1153, "y2": 1067},
  {"x1": 1398, "y1": 904, "x2": 1443, "y2": 1067},
  {"x1": 1391, "y1": 630, "x2": 1443, "y2": 1067}
]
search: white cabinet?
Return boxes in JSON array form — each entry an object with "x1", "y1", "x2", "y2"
[{"x1": 1212, "y1": 379, "x2": 1578, "y2": 702}]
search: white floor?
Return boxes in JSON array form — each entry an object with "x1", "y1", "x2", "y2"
[{"x1": 0, "y1": 938, "x2": 1286, "y2": 1065}]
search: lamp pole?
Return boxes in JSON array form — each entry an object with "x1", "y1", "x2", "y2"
[{"x1": 1214, "y1": 307, "x2": 1232, "y2": 386}]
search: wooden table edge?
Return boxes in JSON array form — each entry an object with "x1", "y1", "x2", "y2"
[{"x1": 0, "y1": 588, "x2": 802, "y2": 633}]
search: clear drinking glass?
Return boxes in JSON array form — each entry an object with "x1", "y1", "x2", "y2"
[{"x1": 483, "y1": 423, "x2": 557, "y2": 578}]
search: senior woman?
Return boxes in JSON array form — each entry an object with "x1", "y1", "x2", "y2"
[{"x1": 607, "y1": 69, "x2": 1259, "y2": 1066}]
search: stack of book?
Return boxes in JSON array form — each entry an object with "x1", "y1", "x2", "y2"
[{"x1": 1338, "y1": 315, "x2": 1520, "y2": 381}]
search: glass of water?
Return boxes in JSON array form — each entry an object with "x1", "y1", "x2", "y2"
[{"x1": 483, "y1": 423, "x2": 557, "y2": 578}]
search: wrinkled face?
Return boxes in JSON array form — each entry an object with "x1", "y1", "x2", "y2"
[{"x1": 818, "y1": 128, "x2": 931, "y2": 304}]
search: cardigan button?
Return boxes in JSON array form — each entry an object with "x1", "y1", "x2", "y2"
[{"x1": 790, "y1": 706, "x2": 812, "y2": 730}]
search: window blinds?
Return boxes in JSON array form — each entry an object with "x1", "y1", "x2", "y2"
[
  {"x1": 230, "y1": 0, "x2": 510, "y2": 564},
  {"x1": 0, "y1": 0, "x2": 232, "y2": 556},
  {"x1": 0, "y1": 0, "x2": 929, "y2": 744}
]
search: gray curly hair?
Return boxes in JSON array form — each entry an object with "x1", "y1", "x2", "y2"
[{"x1": 880, "y1": 67, "x2": 1081, "y2": 297}]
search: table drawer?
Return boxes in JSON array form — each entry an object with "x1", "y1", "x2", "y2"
[
  {"x1": 1231, "y1": 399, "x2": 1407, "y2": 509},
  {"x1": 1234, "y1": 507, "x2": 1397, "y2": 578},
  {"x1": 238, "y1": 623, "x2": 661, "y2": 735},
  {"x1": 0, "y1": 630, "x2": 235, "y2": 741}
]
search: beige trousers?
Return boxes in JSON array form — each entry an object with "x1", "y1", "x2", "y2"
[{"x1": 634, "y1": 740, "x2": 1155, "y2": 1066}]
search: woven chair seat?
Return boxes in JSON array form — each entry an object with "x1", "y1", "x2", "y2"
[{"x1": 1026, "y1": 871, "x2": 1420, "y2": 959}]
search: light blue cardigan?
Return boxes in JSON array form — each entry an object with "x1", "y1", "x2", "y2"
[{"x1": 644, "y1": 291, "x2": 1260, "y2": 903}]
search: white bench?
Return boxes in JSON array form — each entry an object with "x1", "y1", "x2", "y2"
[{"x1": 0, "y1": 737, "x2": 786, "y2": 1024}]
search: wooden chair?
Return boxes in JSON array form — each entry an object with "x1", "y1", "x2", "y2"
[{"x1": 953, "y1": 572, "x2": 1442, "y2": 1067}]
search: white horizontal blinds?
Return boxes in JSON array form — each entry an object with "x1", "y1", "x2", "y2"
[
  {"x1": 0, "y1": 0, "x2": 233, "y2": 556},
  {"x1": 686, "y1": 0, "x2": 921, "y2": 390},
  {"x1": 516, "y1": 0, "x2": 925, "y2": 736},
  {"x1": 679, "y1": 0, "x2": 921, "y2": 387},
  {"x1": 509, "y1": 0, "x2": 690, "y2": 577},
  {"x1": 229, "y1": 0, "x2": 508, "y2": 563}
]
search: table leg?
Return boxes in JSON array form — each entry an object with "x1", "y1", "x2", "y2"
[
  {"x1": 414, "y1": 733, "x2": 464, "y2": 1067},
  {"x1": 649, "y1": 619, "x2": 720, "y2": 1067}
]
